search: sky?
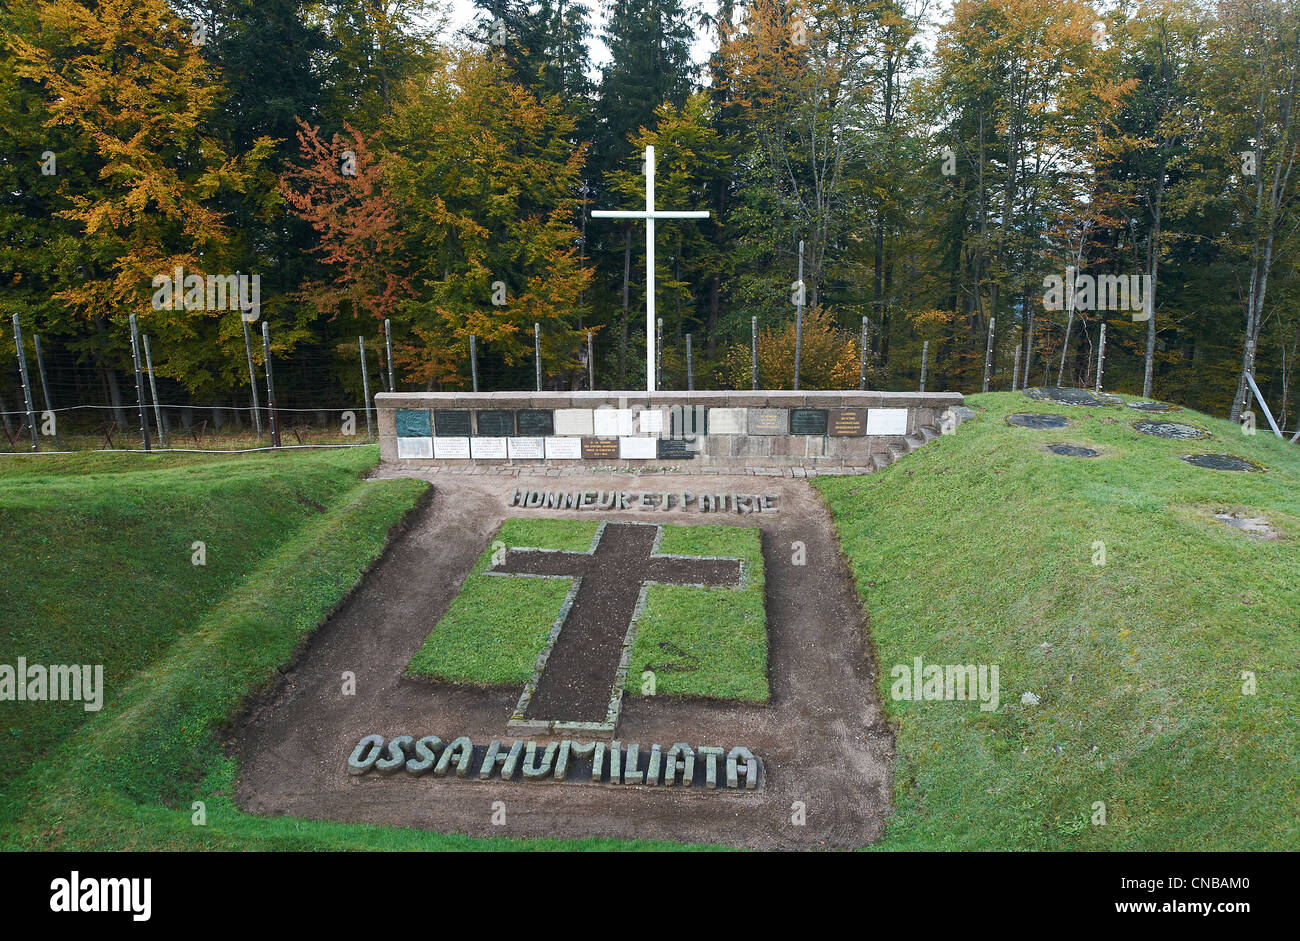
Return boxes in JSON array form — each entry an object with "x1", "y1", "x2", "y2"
[{"x1": 440, "y1": 0, "x2": 724, "y2": 71}]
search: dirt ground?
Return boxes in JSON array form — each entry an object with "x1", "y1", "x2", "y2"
[{"x1": 231, "y1": 469, "x2": 894, "y2": 850}]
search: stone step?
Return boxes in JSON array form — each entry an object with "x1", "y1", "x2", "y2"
[{"x1": 871, "y1": 452, "x2": 893, "y2": 472}]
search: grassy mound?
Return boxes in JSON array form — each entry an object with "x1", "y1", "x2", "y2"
[{"x1": 816, "y1": 391, "x2": 1300, "y2": 850}]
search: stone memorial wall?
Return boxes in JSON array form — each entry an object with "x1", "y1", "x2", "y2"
[{"x1": 377, "y1": 390, "x2": 964, "y2": 471}]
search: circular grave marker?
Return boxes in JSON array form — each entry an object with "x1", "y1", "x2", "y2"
[
  {"x1": 1048, "y1": 444, "x2": 1099, "y2": 458},
  {"x1": 1181, "y1": 453, "x2": 1263, "y2": 472},
  {"x1": 1133, "y1": 419, "x2": 1210, "y2": 440},
  {"x1": 1023, "y1": 386, "x2": 1114, "y2": 407},
  {"x1": 1007, "y1": 412, "x2": 1069, "y2": 430},
  {"x1": 1126, "y1": 400, "x2": 1179, "y2": 413}
]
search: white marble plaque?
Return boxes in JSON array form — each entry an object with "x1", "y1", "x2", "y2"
[
  {"x1": 544, "y1": 436, "x2": 582, "y2": 459},
  {"x1": 637, "y1": 409, "x2": 665, "y2": 434},
  {"x1": 470, "y1": 437, "x2": 508, "y2": 459},
  {"x1": 707, "y1": 407, "x2": 747, "y2": 434},
  {"x1": 553, "y1": 408, "x2": 594, "y2": 436},
  {"x1": 432, "y1": 436, "x2": 470, "y2": 459},
  {"x1": 397, "y1": 436, "x2": 433, "y2": 459},
  {"x1": 619, "y1": 436, "x2": 657, "y2": 459},
  {"x1": 508, "y1": 436, "x2": 545, "y2": 459},
  {"x1": 867, "y1": 408, "x2": 909, "y2": 436},
  {"x1": 594, "y1": 408, "x2": 636, "y2": 436}
]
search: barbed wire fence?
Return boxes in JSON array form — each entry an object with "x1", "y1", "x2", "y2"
[{"x1": 3, "y1": 312, "x2": 1298, "y2": 454}]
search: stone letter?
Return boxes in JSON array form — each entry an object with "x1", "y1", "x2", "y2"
[
  {"x1": 664, "y1": 743, "x2": 695, "y2": 786},
  {"x1": 726, "y1": 746, "x2": 758, "y2": 790},
  {"x1": 375, "y1": 735, "x2": 412, "y2": 774},
  {"x1": 347, "y1": 734, "x2": 384, "y2": 775},
  {"x1": 479, "y1": 739, "x2": 524, "y2": 780},
  {"x1": 405, "y1": 735, "x2": 443, "y2": 775},
  {"x1": 522, "y1": 741, "x2": 558, "y2": 779},
  {"x1": 696, "y1": 746, "x2": 725, "y2": 788},
  {"x1": 435, "y1": 736, "x2": 474, "y2": 778}
]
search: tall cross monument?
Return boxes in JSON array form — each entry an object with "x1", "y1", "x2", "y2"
[{"x1": 592, "y1": 145, "x2": 710, "y2": 392}]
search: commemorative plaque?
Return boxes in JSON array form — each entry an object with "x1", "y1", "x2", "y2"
[
  {"x1": 593, "y1": 408, "x2": 636, "y2": 436},
  {"x1": 396, "y1": 437, "x2": 432, "y2": 459},
  {"x1": 619, "y1": 437, "x2": 657, "y2": 459},
  {"x1": 747, "y1": 408, "x2": 788, "y2": 435},
  {"x1": 515, "y1": 409, "x2": 555, "y2": 437},
  {"x1": 790, "y1": 408, "x2": 828, "y2": 436},
  {"x1": 434, "y1": 409, "x2": 472, "y2": 437},
  {"x1": 581, "y1": 437, "x2": 620, "y2": 461},
  {"x1": 470, "y1": 437, "x2": 508, "y2": 459},
  {"x1": 395, "y1": 409, "x2": 432, "y2": 437},
  {"x1": 475, "y1": 410, "x2": 515, "y2": 436},
  {"x1": 544, "y1": 437, "x2": 582, "y2": 460},
  {"x1": 433, "y1": 436, "x2": 470, "y2": 459},
  {"x1": 657, "y1": 437, "x2": 697, "y2": 460},
  {"x1": 828, "y1": 408, "x2": 866, "y2": 436},
  {"x1": 507, "y1": 437, "x2": 545, "y2": 459}
]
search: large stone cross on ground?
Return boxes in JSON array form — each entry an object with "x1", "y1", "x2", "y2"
[{"x1": 488, "y1": 522, "x2": 742, "y2": 733}]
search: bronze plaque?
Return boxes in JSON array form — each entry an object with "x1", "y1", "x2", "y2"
[
  {"x1": 828, "y1": 408, "x2": 866, "y2": 436},
  {"x1": 580, "y1": 437, "x2": 620, "y2": 460}
]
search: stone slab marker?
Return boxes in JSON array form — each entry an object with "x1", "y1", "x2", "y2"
[
  {"x1": 554, "y1": 408, "x2": 595, "y2": 436},
  {"x1": 707, "y1": 408, "x2": 747, "y2": 434}
]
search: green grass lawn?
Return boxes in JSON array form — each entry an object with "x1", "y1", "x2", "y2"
[
  {"x1": 406, "y1": 518, "x2": 600, "y2": 686},
  {"x1": 0, "y1": 447, "x2": 388, "y2": 783},
  {"x1": 407, "y1": 519, "x2": 768, "y2": 703},
  {"x1": 816, "y1": 391, "x2": 1300, "y2": 851},
  {"x1": 628, "y1": 524, "x2": 767, "y2": 703},
  {"x1": 5, "y1": 389, "x2": 1294, "y2": 852},
  {"x1": 0, "y1": 449, "x2": 697, "y2": 850}
]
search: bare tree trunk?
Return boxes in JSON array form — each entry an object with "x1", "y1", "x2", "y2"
[
  {"x1": 1144, "y1": 167, "x2": 1165, "y2": 398},
  {"x1": 0, "y1": 392, "x2": 14, "y2": 438}
]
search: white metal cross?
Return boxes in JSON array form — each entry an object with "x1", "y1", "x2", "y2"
[{"x1": 592, "y1": 145, "x2": 710, "y2": 392}]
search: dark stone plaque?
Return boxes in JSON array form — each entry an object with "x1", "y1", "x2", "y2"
[
  {"x1": 395, "y1": 409, "x2": 432, "y2": 437},
  {"x1": 1133, "y1": 419, "x2": 1209, "y2": 440},
  {"x1": 1023, "y1": 386, "x2": 1111, "y2": 407},
  {"x1": 516, "y1": 409, "x2": 555, "y2": 437},
  {"x1": 580, "y1": 437, "x2": 620, "y2": 460},
  {"x1": 433, "y1": 409, "x2": 471, "y2": 437},
  {"x1": 1007, "y1": 413, "x2": 1069, "y2": 430},
  {"x1": 828, "y1": 408, "x2": 866, "y2": 436},
  {"x1": 475, "y1": 410, "x2": 516, "y2": 436},
  {"x1": 1126, "y1": 400, "x2": 1179, "y2": 413},
  {"x1": 657, "y1": 437, "x2": 697, "y2": 460},
  {"x1": 1182, "y1": 453, "x2": 1261, "y2": 472},
  {"x1": 1048, "y1": 444, "x2": 1099, "y2": 458},
  {"x1": 790, "y1": 408, "x2": 828, "y2": 436},
  {"x1": 669, "y1": 405, "x2": 708, "y2": 437}
]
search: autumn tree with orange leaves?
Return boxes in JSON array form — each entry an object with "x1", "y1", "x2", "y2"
[
  {"x1": 10, "y1": 0, "x2": 274, "y2": 403},
  {"x1": 280, "y1": 120, "x2": 410, "y2": 329},
  {"x1": 383, "y1": 49, "x2": 592, "y2": 389}
]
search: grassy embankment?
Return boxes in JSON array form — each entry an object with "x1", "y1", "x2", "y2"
[
  {"x1": 0, "y1": 449, "x2": 687, "y2": 849},
  {"x1": 816, "y1": 391, "x2": 1300, "y2": 850}
]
